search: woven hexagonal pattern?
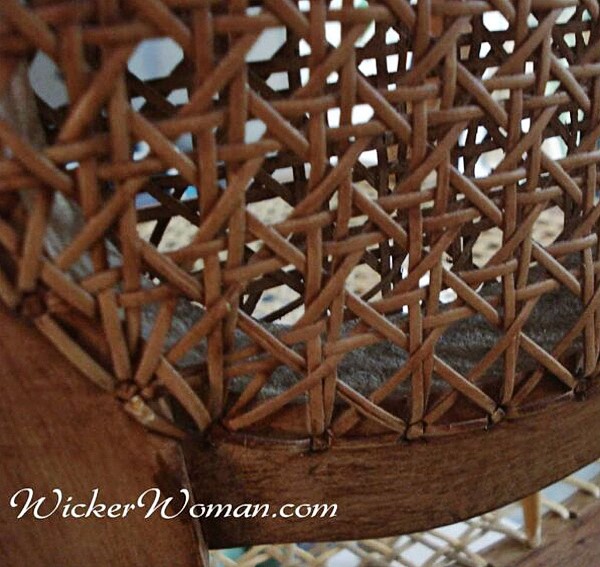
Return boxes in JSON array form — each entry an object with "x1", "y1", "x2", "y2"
[{"x1": 0, "y1": 0, "x2": 599, "y2": 443}]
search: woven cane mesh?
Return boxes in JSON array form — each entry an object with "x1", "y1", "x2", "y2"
[{"x1": 1, "y1": 0, "x2": 600, "y2": 442}]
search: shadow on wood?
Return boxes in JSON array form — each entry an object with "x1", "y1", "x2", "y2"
[
  {"x1": 0, "y1": 306, "x2": 206, "y2": 567},
  {"x1": 186, "y1": 387, "x2": 600, "y2": 548}
]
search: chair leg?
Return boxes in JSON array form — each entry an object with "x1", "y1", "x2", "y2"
[{"x1": 521, "y1": 492, "x2": 542, "y2": 548}]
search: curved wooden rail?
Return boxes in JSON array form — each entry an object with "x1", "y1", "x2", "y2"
[
  {"x1": 3, "y1": 303, "x2": 600, "y2": 559},
  {"x1": 186, "y1": 385, "x2": 600, "y2": 548}
]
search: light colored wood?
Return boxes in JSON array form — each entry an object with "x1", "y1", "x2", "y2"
[
  {"x1": 0, "y1": 306, "x2": 207, "y2": 567},
  {"x1": 484, "y1": 476, "x2": 600, "y2": 566},
  {"x1": 521, "y1": 492, "x2": 542, "y2": 547}
]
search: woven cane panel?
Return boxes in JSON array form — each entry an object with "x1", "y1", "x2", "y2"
[{"x1": 0, "y1": 0, "x2": 600, "y2": 442}]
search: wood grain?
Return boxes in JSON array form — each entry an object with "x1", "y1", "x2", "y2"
[
  {"x1": 0, "y1": 306, "x2": 206, "y2": 567},
  {"x1": 483, "y1": 481, "x2": 600, "y2": 566},
  {"x1": 3, "y1": 296, "x2": 600, "y2": 560},
  {"x1": 186, "y1": 386, "x2": 600, "y2": 548}
]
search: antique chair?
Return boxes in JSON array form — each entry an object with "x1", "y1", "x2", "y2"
[{"x1": 2, "y1": 1, "x2": 600, "y2": 565}]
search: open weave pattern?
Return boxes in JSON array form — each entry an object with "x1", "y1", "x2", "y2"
[
  {"x1": 206, "y1": 514, "x2": 530, "y2": 567},
  {"x1": 1, "y1": 0, "x2": 600, "y2": 442}
]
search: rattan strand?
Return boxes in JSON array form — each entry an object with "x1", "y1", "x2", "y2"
[{"x1": 0, "y1": 0, "x2": 599, "y2": 445}]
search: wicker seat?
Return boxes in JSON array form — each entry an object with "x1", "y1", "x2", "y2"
[{"x1": 2, "y1": 0, "x2": 600, "y2": 564}]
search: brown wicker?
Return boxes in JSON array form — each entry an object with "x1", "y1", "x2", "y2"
[
  {"x1": 0, "y1": 0, "x2": 600, "y2": 443},
  {"x1": 1, "y1": 0, "x2": 600, "y2": 446}
]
